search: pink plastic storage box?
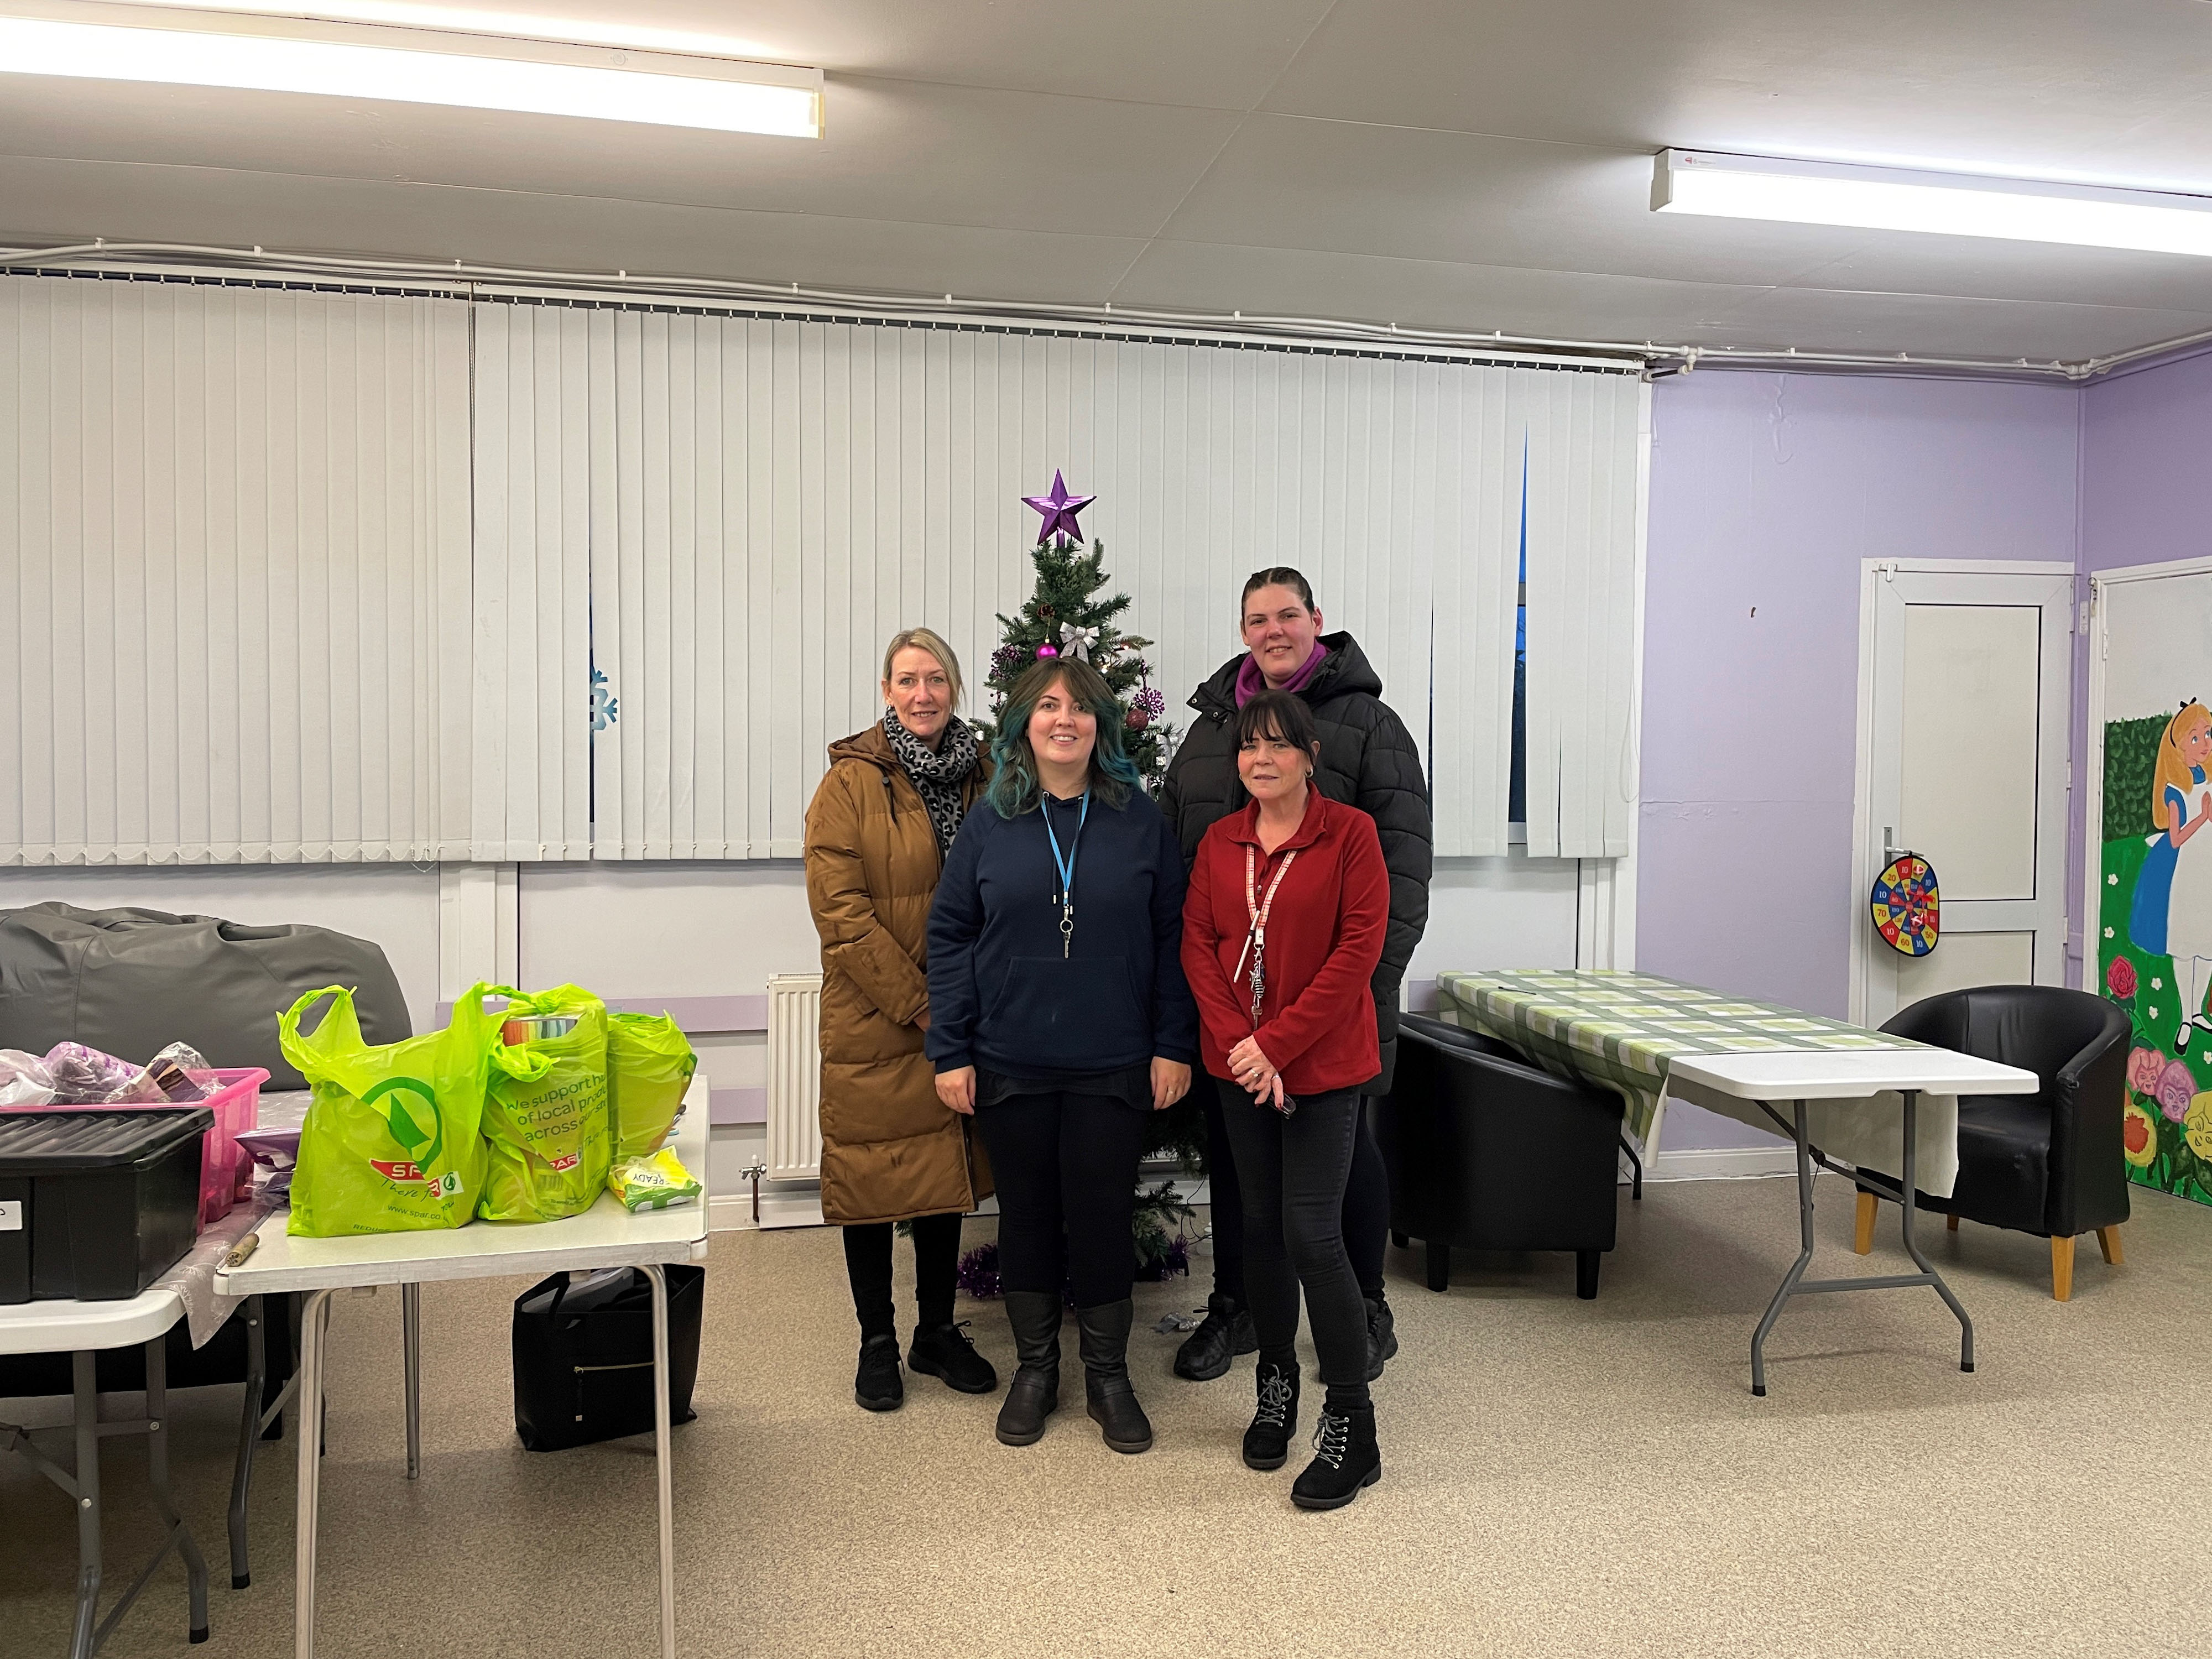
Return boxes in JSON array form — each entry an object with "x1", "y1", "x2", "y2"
[{"x1": 0, "y1": 1068, "x2": 265, "y2": 1229}]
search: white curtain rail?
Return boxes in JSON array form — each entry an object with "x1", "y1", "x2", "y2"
[{"x1": 1, "y1": 238, "x2": 2155, "y2": 383}]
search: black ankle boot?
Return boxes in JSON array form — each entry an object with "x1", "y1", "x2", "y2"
[
  {"x1": 854, "y1": 1333, "x2": 903, "y2": 1412},
  {"x1": 1172, "y1": 1291, "x2": 1258, "y2": 1381},
  {"x1": 1242, "y1": 1361, "x2": 1300, "y2": 1470},
  {"x1": 908, "y1": 1320, "x2": 999, "y2": 1395},
  {"x1": 1076, "y1": 1299, "x2": 1153, "y2": 1453},
  {"x1": 1291, "y1": 1404, "x2": 1381, "y2": 1510},
  {"x1": 1364, "y1": 1289, "x2": 1398, "y2": 1382},
  {"x1": 996, "y1": 1292, "x2": 1063, "y2": 1447}
]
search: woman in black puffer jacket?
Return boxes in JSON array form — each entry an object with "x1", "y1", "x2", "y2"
[{"x1": 1157, "y1": 567, "x2": 1432, "y2": 1385}]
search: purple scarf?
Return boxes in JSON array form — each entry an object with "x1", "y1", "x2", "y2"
[{"x1": 1235, "y1": 641, "x2": 1328, "y2": 707}]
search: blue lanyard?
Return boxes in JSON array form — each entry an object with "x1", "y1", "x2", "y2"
[{"x1": 1042, "y1": 790, "x2": 1090, "y2": 957}]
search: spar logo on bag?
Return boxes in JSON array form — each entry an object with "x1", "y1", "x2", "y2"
[{"x1": 362, "y1": 1077, "x2": 457, "y2": 1191}]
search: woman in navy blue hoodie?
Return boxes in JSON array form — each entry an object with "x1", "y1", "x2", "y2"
[{"x1": 927, "y1": 656, "x2": 1198, "y2": 1455}]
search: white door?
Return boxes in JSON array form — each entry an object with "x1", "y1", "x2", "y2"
[{"x1": 1854, "y1": 562, "x2": 2074, "y2": 1026}]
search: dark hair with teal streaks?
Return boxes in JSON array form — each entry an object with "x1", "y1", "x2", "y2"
[{"x1": 987, "y1": 656, "x2": 1142, "y2": 818}]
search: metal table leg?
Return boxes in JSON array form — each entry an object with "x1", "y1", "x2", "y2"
[
  {"x1": 1749, "y1": 1089, "x2": 1981, "y2": 1395},
  {"x1": 1749, "y1": 1101, "x2": 1818, "y2": 1397},
  {"x1": 143, "y1": 1334, "x2": 211, "y2": 1644},
  {"x1": 402, "y1": 1282, "x2": 422, "y2": 1481},
  {"x1": 294, "y1": 1289, "x2": 335, "y2": 1659},
  {"x1": 229, "y1": 1296, "x2": 265, "y2": 1589},
  {"x1": 1894, "y1": 1091, "x2": 1975, "y2": 1373},
  {"x1": 643, "y1": 1264, "x2": 676, "y2": 1659},
  {"x1": 70, "y1": 1352, "x2": 101, "y2": 1659}
]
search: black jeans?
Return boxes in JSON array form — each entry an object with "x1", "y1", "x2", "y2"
[
  {"x1": 1205, "y1": 1087, "x2": 1389, "y2": 1303},
  {"x1": 1217, "y1": 1079, "x2": 1370, "y2": 1406},
  {"x1": 972, "y1": 1089, "x2": 1150, "y2": 1310},
  {"x1": 843, "y1": 1212, "x2": 964, "y2": 1341}
]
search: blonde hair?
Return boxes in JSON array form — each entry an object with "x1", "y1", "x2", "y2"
[
  {"x1": 2156, "y1": 702, "x2": 2212, "y2": 825},
  {"x1": 880, "y1": 627, "x2": 963, "y2": 711}
]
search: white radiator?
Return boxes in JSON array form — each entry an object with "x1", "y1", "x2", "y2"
[{"x1": 765, "y1": 973, "x2": 825, "y2": 1181}]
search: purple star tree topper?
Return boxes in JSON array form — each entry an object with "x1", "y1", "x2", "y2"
[{"x1": 1021, "y1": 470, "x2": 1095, "y2": 545}]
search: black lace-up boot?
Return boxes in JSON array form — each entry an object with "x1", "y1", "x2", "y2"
[
  {"x1": 995, "y1": 1292, "x2": 1063, "y2": 1447},
  {"x1": 1077, "y1": 1298, "x2": 1154, "y2": 1453},
  {"x1": 1172, "y1": 1291, "x2": 1258, "y2": 1380},
  {"x1": 1241, "y1": 1360, "x2": 1300, "y2": 1470},
  {"x1": 908, "y1": 1320, "x2": 999, "y2": 1394},
  {"x1": 1364, "y1": 1289, "x2": 1399, "y2": 1381},
  {"x1": 853, "y1": 1333, "x2": 903, "y2": 1412},
  {"x1": 1291, "y1": 1402, "x2": 1381, "y2": 1510}
]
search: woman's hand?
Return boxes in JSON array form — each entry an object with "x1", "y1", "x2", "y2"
[
  {"x1": 913, "y1": 1009, "x2": 931, "y2": 1031},
  {"x1": 1150, "y1": 1057, "x2": 1192, "y2": 1112},
  {"x1": 936, "y1": 1066, "x2": 976, "y2": 1115},
  {"x1": 1226, "y1": 1036, "x2": 1281, "y2": 1105}
]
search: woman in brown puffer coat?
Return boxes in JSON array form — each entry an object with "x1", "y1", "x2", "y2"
[{"x1": 805, "y1": 626, "x2": 998, "y2": 1414}]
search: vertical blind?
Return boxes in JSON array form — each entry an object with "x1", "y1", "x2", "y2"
[
  {"x1": 1521, "y1": 371, "x2": 1646, "y2": 859},
  {"x1": 489, "y1": 306, "x2": 1599, "y2": 860},
  {"x1": 1, "y1": 273, "x2": 1644, "y2": 865},
  {"x1": 0, "y1": 274, "x2": 473, "y2": 864}
]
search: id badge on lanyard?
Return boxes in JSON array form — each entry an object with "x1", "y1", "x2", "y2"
[{"x1": 1233, "y1": 843, "x2": 1298, "y2": 1113}]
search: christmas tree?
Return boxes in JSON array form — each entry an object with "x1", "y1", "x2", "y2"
[
  {"x1": 979, "y1": 472, "x2": 1175, "y2": 793},
  {"x1": 981, "y1": 473, "x2": 1204, "y2": 1171}
]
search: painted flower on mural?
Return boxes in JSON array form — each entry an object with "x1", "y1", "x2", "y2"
[
  {"x1": 2130, "y1": 1046, "x2": 2168, "y2": 1098},
  {"x1": 2157, "y1": 1060, "x2": 2197, "y2": 1123},
  {"x1": 2125, "y1": 1100, "x2": 2161, "y2": 1169},
  {"x1": 2108, "y1": 957, "x2": 2139, "y2": 999},
  {"x1": 2188, "y1": 1094, "x2": 2212, "y2": 1164}
]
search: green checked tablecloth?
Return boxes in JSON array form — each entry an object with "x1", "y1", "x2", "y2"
[{"x1": 1431, "y1": 971, "x2": 1950, "y2": 1189}]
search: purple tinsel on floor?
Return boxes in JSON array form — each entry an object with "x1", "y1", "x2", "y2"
[
  {"x1": 957, "y1": 1236, "x2": 1187, "y2": 1301},
  {"x1": 957, "y1": 1241, "x2": 1001, "y2": 1301}
]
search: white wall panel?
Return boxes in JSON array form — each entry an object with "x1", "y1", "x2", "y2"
[{"x1": 0, "y1": 274, "x2": 473, "y2": 865}]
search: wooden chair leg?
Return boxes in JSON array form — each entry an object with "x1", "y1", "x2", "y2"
[
  {"x1": 2051, "y1": 1234, "x2": 2076, "y2": 1302},
  {"x1": 1947, "y1": 1213, "x2": 1959, "y2": 1232},
  {"x1": 2096, "y1": 1225, "x2": 2124, "y2": 1266},
  {"x1": 1853, "y1": 1190, "x2": 1877, "y2": 1255}
]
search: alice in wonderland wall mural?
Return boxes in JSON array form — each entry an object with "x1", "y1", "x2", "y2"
[{"x1": 2100, "y1": 572, "x2": 2212, "y2": 1208}]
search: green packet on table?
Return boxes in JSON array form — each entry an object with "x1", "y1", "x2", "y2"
[{"x1": 607, "y1": 1147, "x2": 702, "y2": 1213}]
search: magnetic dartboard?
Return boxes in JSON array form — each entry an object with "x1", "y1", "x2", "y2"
[{"x1": 1871, "y1": 854, "x2": 1940, "y2": 957}]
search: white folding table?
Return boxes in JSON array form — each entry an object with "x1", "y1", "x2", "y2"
[
  {"x1": 0, "y1": 1288, "x2": 212, "y2": 1658},
  {"x1": 215, "y1": 1079, "x2": 711, "y2": 1659},
  {"x1": 1667, "y1": 1050, "x2": 2040, "y2": 1396}
]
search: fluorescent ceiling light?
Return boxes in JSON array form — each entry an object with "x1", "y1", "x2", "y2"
[
  {"x1": 1653, "y1": 148, "x2": 2212, "y2": 257},
  {"x1": 0, "y1": 0, "x2": 823, "y2": 136},
  {"x1": 122, "y1": 0, "x2": 783, "y2": 61}
]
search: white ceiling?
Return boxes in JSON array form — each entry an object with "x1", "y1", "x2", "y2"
[{"x1": 5, "y1": 0, "x2": 2212, "y2": 364}]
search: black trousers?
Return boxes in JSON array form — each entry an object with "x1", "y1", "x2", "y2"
[
  {"x1": 1216, "y1": 1079, "x2": 1370, "y2": 1405},
  {"x1": 1204, "y1": 1086, "x2": 1389, "y2": 1303},
  {"x1": 842, "y1": 1212, "x2": 964, "y2": 1342},
  {"x1": 972, "y1": 1089, "x2": 1149, "y2": 1310}
]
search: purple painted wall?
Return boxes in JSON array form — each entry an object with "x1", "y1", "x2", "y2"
[
  {"x1": 1639, "y1": 369, "x2": 2082, "y2": 1150},
  {"x1": 2080, "y1": 350, "x2": 2212, "y2": 572}
]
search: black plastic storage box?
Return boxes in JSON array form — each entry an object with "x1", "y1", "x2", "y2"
[{"x1": 0, "y1": 1108, "x2": 212, "y2": 1303}]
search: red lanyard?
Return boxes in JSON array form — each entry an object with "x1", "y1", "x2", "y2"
[{"x1": 1233, "y1": 843, "x2": 1299, "y2": 1029}]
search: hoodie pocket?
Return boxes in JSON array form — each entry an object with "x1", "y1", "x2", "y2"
[{"x1": 984, "y1": 957, "x2": 1147, "y2": 1061}]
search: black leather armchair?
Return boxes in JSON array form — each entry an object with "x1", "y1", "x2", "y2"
[
  {"x1": 1855, "y1": 985, "x2": 2131, "y2": 1300},
  {"x1": 1377, "y1": 1013, "x2": 1624, "y2": 1298}
]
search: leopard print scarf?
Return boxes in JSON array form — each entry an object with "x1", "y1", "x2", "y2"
[{"x1": 883, "y1": 708, "x2": 978, "y2": 858}]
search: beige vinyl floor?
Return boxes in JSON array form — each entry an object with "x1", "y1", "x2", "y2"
[{"x1": 4, "y1": 1172, "x2": 2208, "y2": 1659}]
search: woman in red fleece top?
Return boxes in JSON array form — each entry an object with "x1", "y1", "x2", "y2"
[{"x1": 1182, "y1": 688, "x2": 1390, "y2": 1511}]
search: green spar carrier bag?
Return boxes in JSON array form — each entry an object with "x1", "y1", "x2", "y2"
[
  {"x1": 481, "y1": 985, "x2": 613, "y2": 1223},
  {"x1": 281, "y1": 983, "x2": 500, "y2": 1237},
  {"x1": 607, "y1": 1010, "x2": 698, "y2": 1161}
]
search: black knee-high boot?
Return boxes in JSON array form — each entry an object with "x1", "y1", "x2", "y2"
[
  {"x1": 1076, "y1": 1299, "x2": 1152, "y2": 1454},
  {"x1": 996, "y1": 1291, "x2": 1063, "y2": 1447}
]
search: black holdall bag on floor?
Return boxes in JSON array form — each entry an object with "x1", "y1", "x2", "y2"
[{"x1": 512, "y1": 1264, "x2": 705, "y2": 1452}]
